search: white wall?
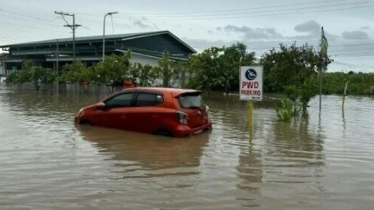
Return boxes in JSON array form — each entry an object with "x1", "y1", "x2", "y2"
[
  {"x1": 0, "y1": 63, "x2": 4, "y2": 75},
  {"x1": 128, "y1": 53, "x2": 183, "y2": 87},
  {"x1": 129, "y1": 54, "x2": 160, "y2": 67}
]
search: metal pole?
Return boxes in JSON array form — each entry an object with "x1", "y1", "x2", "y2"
[
  {"x1": 319, "y1": 65, "x2": 322, "y2": 111},
  {"x1": 56, "y1": 39, "x2": 59, "y2": 73},
  {"x1": 73, "y1": 14, "x2": 76, "y2": 62},
  {"x1": 102, "y1": 12, "x2": 118, "y2": 61},
  {"x1": 319, "y1": 27, "x2": 323, "y2": 112},
  {"x1": 103, "y1": 14, "x2": 107, "y2": 61}
]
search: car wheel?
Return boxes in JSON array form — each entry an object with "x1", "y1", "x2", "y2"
[{"x1": 79, "y1": 120, "x2": 92, "y2": 126}]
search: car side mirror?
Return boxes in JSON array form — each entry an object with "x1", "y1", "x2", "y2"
[{"x1": 96, "y1": 102, "x2": 106, "y2": 110}]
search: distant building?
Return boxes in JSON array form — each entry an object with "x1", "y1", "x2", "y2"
[
  {"x1": 0, "y1": 30, "x2": 196, "y2": 75},
  {"x1": 0, "y1": 53, "x2": 6, "y2": 76},
  {"x1": 0, "y1": 63, "x2": 4, "y2": 75}
]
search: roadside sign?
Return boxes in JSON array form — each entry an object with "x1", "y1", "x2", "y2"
[
  {"x1": 240, "y1": 66, "x2": 263, "y2": 101},
  {"x1": 12, "y1": 66, "x2": 17, "y2": 72}
]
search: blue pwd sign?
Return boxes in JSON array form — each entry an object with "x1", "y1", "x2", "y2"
[
  {"x1": 240, "y1": 66, "x2": 263, "y2": 101},
  {"x1": 245, "y1": 69, "x2": 257, "y2": 81}
]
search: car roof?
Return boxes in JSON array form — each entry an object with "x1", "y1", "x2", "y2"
[
  {"x1": 122, "y1": 87, "x2": 202, "y2": 97},
  {"x1": 101, "y1": 87, "x2": 202, "y2": 101}
]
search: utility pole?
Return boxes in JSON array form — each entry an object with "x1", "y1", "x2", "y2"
[{"x1": 55, "y1": 11, "x2": 81, "y2": 62}]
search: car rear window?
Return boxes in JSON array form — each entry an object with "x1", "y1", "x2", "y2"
[{"x1": 179, "y1": 93, "x2": 204, "y2": 109}]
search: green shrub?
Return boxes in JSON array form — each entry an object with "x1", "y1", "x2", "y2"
[
  {"x1": 5, "y1": 72, "x2": 19, "y2": 83},
  {"x1": 275, "y1": 99, "x2": 293, "y2": 122}
]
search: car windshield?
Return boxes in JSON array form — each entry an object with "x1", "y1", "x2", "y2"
[{"x1": 179, "y1": 94, "x2": 203, "y2": 109}]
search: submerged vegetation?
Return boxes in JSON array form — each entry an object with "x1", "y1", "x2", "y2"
[{"x1": 4, "y1": 42, "x2": 373, "y2": 120}]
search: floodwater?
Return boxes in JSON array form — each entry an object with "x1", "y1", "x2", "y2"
[{"x1": 0, "y1": 88, "x2": 374, "y2": 210}]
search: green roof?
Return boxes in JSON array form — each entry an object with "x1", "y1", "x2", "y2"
[{"x1": 0, "y1": 31, "x2": 196, "y2": 53}]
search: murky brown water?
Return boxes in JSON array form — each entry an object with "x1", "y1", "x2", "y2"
[{"x1": 1, "y1": 87, "x2": 374, "y2": 209}]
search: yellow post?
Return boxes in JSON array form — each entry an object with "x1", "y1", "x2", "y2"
[
  {"x1": 248, "y1": 101, "x2": 254, "y2": 144},
  {"x1": 342, "y1": 81, "x2": 349, "y2": 110}
]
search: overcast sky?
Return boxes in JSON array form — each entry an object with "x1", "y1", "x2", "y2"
[{"x1": 1, "y1": 0, "x2": 374, "y2": 72}]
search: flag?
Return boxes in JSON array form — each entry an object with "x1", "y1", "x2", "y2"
[{"x1": 320, "y1": 27, "x2": 329, "y2": 56}]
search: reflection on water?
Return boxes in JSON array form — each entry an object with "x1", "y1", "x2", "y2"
[
  {"x1": 78, "y1": 126, "x2": 210, "y2": 178},
  {"x1": 0, "y1": 89, "x2": 374, "y2": 209}
]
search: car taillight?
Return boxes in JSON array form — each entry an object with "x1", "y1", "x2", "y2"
[{"x1": 176, "y1": 111, "x2": 188, "y2": 125}]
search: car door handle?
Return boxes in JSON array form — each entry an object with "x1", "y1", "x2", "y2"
[
  {"x1": 152, "y1": 114, "x2": 158, "y2": 118},
  {"x1": 121, "y1": 115, "x2": 126, "y2": 119}
]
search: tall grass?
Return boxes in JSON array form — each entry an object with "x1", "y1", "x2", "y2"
[
  {"x1": 322, "y1": 72, "x2": 374, "y2": 95},
  {"x1": 275, "y1": 99, "x2": 301, "y2": 122}
]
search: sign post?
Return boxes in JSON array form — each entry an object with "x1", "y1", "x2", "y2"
[{"x1": 240, "y1": 66, "x2": 263, "y2": 140}]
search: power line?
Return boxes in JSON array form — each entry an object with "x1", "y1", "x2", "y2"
[
  {"x1": 74, "y1": 0, "x2": 374, "y2": 21},
  {"x1": 0, "y1": 12, "x2": 61, "y2": 28},
  {"x1": 0, "y1": 9, "x2": 56, "y2": 22},
  {"x1": 146, "y1": 2, "x2": 374, "y2": 20},
  {"x1": 84, "y1": 0, "x2": 374, "y2": 21},
  {"x1": 127, "y1": 0, "x2": 366, "y2": 18},
  {"x1": 0, "y1": 17, "x2": 66, "y2": 35},
  {"x1": 78, "y1": 0, "x2": 355, "y2": 17},
  {"x1": 331, "y1": 53, "x2": 374, "y2": 57},
  {"x1": 6, "y1": 16, "x2": 64, "y2": 36}
]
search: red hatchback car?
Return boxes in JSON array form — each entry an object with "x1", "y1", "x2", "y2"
[{"x1": 75, "y1": 87, "x2": 212, "y2": 137}]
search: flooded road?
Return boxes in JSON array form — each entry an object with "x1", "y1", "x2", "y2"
[{"x1": 1, "y1": 89, "x2": 374, "y2": 209}]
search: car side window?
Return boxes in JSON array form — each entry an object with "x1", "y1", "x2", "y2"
[
  {"x1": 135, "y1": 93, "x2": 164, "y2": 107},
  {"x1": 105, "y1": 92, "x2": 134, "y2": 109}
]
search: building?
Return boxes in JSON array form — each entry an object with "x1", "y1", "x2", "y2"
[
  {"x1": 0, "y1": 30, "x2": 196, "y2": 75},
  {"x1": 0, "y1": 53, "x2": 7, "y2": 76}
]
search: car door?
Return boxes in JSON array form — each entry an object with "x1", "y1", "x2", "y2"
[
  {"x1": 97, "y1": 92, "x2": 136, "y2": 131},
  {"x1": 125, "y1": 92, "x2": 165, "y2": 134}
]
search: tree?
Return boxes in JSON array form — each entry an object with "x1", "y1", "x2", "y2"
[
  {"x1": 261, "y1": 42, "x2": 333, "y2": 115},
  {"x1": 5, "y1": 71, "x2": 20, "y2": 83},
  {"x1": 156, "y1": 51, "x2": 174, "y2": 87},
  {"x1": 130, "y1": 63, "x2": 158, "y2": 87},
  {"x1": 59, "y1": 60, "x2": 95, "y2": 92},
  {"x1": 187, "y1": 42, "x2": 257, "y2": 93},
  {"x1": 216, "y1": 43, "x2": 256, "y2": 89},
  {"x1": 94, "y1": 52, "x2": 132, "y2": 92},
  {"x1": 188, "y1": 46, "x2": 223, "y2": 92},
  {"x1": 17, "y1": 61, "x2": 56, "y2": 90},
  {"x1": 60, "y1": 60, "x2": 93, "y2": 83},
  {"x1": 172, "y1": 61, "x2": 190, "y2": 88}
]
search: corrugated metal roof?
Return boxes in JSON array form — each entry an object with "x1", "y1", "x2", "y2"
[{"x1": 0, "y1": 31, "x2": 168, "y2": 48}]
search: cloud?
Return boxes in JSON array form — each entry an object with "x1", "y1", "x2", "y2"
[
  {"x1": 334, "y1": 61, "x2": 355, "y2": 68},
  {"x1": 294, "y1": 20, "x2": 320, "y2": 36},
  {"x1": 131, "y1": 17, "x2": 158, "y2": 29},
  {"x1": 181, "y1": 37, "x2": 236, "y2": 51},
  {"x1": 360, "y1": 26, "x2": 370, "y2": 30},
  {"x1": 208, "y1": 30, "x2": 213, "y2": 34},
  {"x1": 221, "y1": 25, "x2": 283, "y2": 40},
  {"x1": 133, "y1": 19, "x2": 149, "y2": 29},
  {"x1": 342, "y1": 31, "x2": 369, "y2": 40}
]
